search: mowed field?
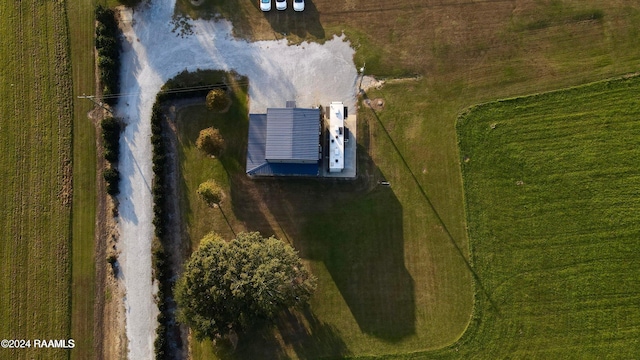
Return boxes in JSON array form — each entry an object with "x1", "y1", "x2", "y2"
[
  {"x1": 448, "y1": 75, "x2": 640, "y2": 358},
  {"x1": 67, "y1": 0, "x2": 120, "y2": 358},
  {"x1": 0, "y1": 1, "x2": 73, "y2": 359},
  {"x1": 170, "y1": 0, "x2": 640, "y2": 359}
]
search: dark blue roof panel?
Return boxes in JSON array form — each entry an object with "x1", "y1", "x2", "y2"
[{"x1": 249, "y1": 162, "x2": 319, "y2": 177}]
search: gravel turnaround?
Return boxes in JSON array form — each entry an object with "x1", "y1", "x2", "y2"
[{"x1": 115, "y1": 1, "x2": 359, "y2": 359}]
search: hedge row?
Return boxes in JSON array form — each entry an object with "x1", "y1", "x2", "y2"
[
  {"x1": 101, "y1": 117, "x2": 122, "y2": 196},
  {"x1": 151, "y1": 71, "x2": 229, "y2": 359},
  {"x1": 102, "y1": 116, "x2": 121, "y2": 163},
  {"x1": 150, "y1": 100, "x2": 175, "y2": 360},
  {"x1": 95, "y1": 5, "x2": 121, "y2": 106}
]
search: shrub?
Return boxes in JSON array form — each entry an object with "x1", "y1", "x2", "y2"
[
  {"x1": 104, "y1": 167, "x2": 120, "y2": 196},
  {"x1": 205, "y1": 88, "x2": 230, "y2": 112},
  {"x1": 101, "y1": 117, "x2": 121, "y2": 163},
  {"x1": 107, "y1": 252, "x2": 117, "y2": 265},
  {"x1": 195, "y1": 127, "x2": 224, "y2": 156},
  {"x1": 197, "y1": 180, "x2": 223, "y2": 207}
]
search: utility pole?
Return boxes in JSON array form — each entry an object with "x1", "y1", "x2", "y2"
[
  {"x1": 78, "y1": 94, "x2": 114, "y2": 114},
  {"x1": 358, "y1": 62, "x2": 366, "y2": 94}
]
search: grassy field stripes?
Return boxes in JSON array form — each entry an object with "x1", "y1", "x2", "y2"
[
  {"x1": 446, "y1": 75, "x2": 640, "y2": 358},
  {"x1": 0, "y1": 0, "x2": 73, "y2": 359},
  {"x1": 66, "y1": 0, "x2": 100, "y2": 358}
]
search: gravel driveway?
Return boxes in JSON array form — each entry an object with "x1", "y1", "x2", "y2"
[{"x1": 115, "y1": 1, "x2": 358, "y2": 358}]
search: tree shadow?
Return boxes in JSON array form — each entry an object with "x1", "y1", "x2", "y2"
[
  {"x1": 262, "y1": 1, "x2": 325, "y2": 40},
  {"x1": 214, "y1": 306, "x2": 350, "y2": 359},
  {"x1": 279, "y1": 307, "x2": 350, "y2": 359},
  {"x1": 173, "y1": 0, "x2": 325, "y2": 41}
]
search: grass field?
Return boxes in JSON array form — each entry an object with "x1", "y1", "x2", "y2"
[
  {"x1": 169, "y1": 0, "x2": 640, "y2": 358},
  {"x1": 439, "y1": 75, "x2": 640, "y2": 358},
  {"x1": 68, "y1": 0, "x2": 122, "y2": 357},
  {"x1": 67, "y1": 0, "x2": 98, "y2": 357},
  {"x1": 176, "y1": 75, "x2": 472, "y2": 359},
  {"x1": 0, "y1": 1, "x2": 73, "y2": 359}
]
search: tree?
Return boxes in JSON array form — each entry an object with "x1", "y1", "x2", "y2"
[
  {"x1": 103, "y1": 167, "x2": 120, "y2": 196},
  {"x1": 175, "y1": 232, "x2": 317, "y2": 340},
  {"x1": 195, "y1": 127, "x2": 224, "y2": 156},
  {"x1": 101, "y1": 117, "x2": 121, "y2": 163},
  {"x1": 205, "y1": 88, "x2": 230, "y2": 112},
  {"x1": 197, "y1": 180, "x2": 223, "y2": 207}
]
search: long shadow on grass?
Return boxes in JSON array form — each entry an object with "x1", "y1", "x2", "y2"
[
  {"x1": 305, "y1": 184, "x2": 415, "y2": 340},
  {"x1": 232, "y1": 143, "x2": 415, "y2": 340},
  {"x1": 361, "y1": 93, "x2": 499, "y2": 314}
]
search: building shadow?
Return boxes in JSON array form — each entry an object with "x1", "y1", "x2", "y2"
[
  {"x1": 303, "y1": 184, "x2": 415, "y2": 340},
  {"x1": 237, "y1": 144, "x2": 416, "y2": 340}
]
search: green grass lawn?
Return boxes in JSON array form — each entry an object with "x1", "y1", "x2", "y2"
[
  {"x1": 439, "y1": 75, "x2": 640, "y2": 358},
  {"x1": 175, "y1": 71, "x2": 473, "y2": 358},
  {"x1": 168, "y1": 0, "x2": 640, "y2": 358},
  {"x1": 0, "y1": 1, "x2": 73, "y2": 359},
  {"x1": 67, "y1": 0, "x2": 100, "y2": 357}
]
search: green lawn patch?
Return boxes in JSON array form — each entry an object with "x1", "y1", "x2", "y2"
[
  {"x1": 66, "y1": 0, "x2": 107, "y2": 357},
  {"x1": 176, "y1": 73, "x2": 473, "y2": 359},
  {"x1": 166, "y1": 0, "x2": 640, "y2": 358},
  {"x1": 445, "y1": 75, "x2": 640, "y2": 358}
]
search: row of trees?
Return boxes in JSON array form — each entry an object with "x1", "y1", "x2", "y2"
[
  {"x1": 149, "y1": 100, "x2": 174, "y2": 360},
  {"x1": 95, "y1": 5, "x2": 121, "y2": 106}
]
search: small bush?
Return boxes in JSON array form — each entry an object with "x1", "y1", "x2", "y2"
[
  {"x1": 101, "y1": 117, "x2": 121, "y2": 163},
  {"x1": 104, "y1": 167, "x2": 120, "y2": 196},
  {"x1": 206, "y1": 88, "x2": 230, "y2": 112},
  {"x1": 197, "y1": 180, "x2": 223, "y2": 207},
  {"x1": 107, "y1": 252, "x2": 117, "y2": 265},
  {"x1": 195, "y1": 127, "x2": 224, "y2": 156}
]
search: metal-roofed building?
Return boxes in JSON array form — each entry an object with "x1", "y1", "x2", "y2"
[
  {"x1": 265, "y1": 108, "x2": 321, "y2": 163},
  {"x1": 246, "y1": 106, "x2": 321, "y2": 177}
]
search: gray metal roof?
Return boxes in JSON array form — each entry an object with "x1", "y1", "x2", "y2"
[
  {"x1": 265, "y1": 108, "x2": 320, "y2": 162},
  {"x1": 246, "y1": 114, "x2": 268, "y2": 174},
  {"x1": 246, "y1": 113, "x2": 319, "y2": 176}
]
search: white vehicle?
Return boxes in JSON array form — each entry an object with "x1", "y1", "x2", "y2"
[
  {"x1": 276, "y1": 0, "x2": 286, "y2": 10},
  {"x1": 260, "y1": 0, "x2": 272, "y2": 11},
  {"x1": 293, "y1": 0, "x2": 304, "y2": 11}
]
